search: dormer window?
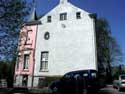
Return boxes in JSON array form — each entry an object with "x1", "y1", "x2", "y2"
[
  {"x1": 76, "y1": 12, "x2": 81, "y2": 19},
  {"x1": 47, "y1": 16, "x2": 51, "y2": 23},
  {"x1": 60, "y1": 13, "x2": 67, "y2": 21}
]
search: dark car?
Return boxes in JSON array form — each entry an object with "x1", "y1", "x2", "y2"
[
  {"x1": 8, "y1": 87, "x2": 30, "y2": 94},
  {"x1": 49, "y1": 80, "x2": 61, "y2": 93},
  {"x1": 49, "y1": 69, "x2": 99, "y2": 94}
]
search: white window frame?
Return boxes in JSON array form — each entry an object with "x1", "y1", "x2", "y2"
[
  {"x1": 40, "y1": 51, "x2": 49, "y2": 71},
  {"x1": 23, "y1": 54, "x2": 29, "y2": 70}
]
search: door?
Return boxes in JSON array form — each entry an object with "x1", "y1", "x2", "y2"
[{"x1": 22, "y1": 75, "x2": 28, "y2": 87}]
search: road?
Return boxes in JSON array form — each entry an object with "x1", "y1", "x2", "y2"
[
  {"x1": 119, "y1": 92, "x2": 125, "y2": 94},
  {"x1": 0, "y1": 88, "x2": 10, "y2": 94},
  {"x1": 99, "y1": 85, "x2": 125, "y2": 94},
  {"x1": 0, "y1": 86, "x2": 125, "y2": 94}
]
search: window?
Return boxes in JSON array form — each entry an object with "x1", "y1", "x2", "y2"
[
  {"x1": 44, "y1": 32, "x2": 50, "y2": 40},
  {"x1": 91, "y1": 73, "x2": 96, "y2": 78},
  {"x1": 60, "y1": 13, "x2": 67, "y2": 21},
  {"x1": 40, "y1": 51, "x2": 49, "y2": 70},
  {"x1": 76, "y1": 12, "x2": 81, "y2": 19},
  {"x1": 47, "y1": 16, "x2": 51, "y2": 22},
  {"x1": 25, "y1": 31, "x2": 33, "y2": 45},
  {"x1": 23, "y1": 54, "x2": 29, "y2": 70},
  {"x1": 22, "y1": 75, "x2": 28, "y2": 86},
  {"x1": 121, "y1": 75, "x2": 125, "y2": 80},
  {"x1": 83, "y1": 73, "x2": 88, "y2": 77}
]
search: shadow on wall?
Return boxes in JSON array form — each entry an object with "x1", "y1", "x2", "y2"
[{"x1": 38, "y1": 76, "x2": 61, "y2": 88}]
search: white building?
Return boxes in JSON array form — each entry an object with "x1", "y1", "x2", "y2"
[{"x1": 33, "y1": 0, "x2": 97, "y2": 87}]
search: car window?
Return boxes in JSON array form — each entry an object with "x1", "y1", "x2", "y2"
[
  {"x1": 91, "y1": 72, "x2": 96, "y2": 78},
  {"x1": 121, "y1": 75, "x2": 125, "y2": 80},
  {"x1": 74, "y1": 74, "x2": 80, "y2": 79},
  {"x1": 83, "y1": 73, "x2": 88, "y2": 77},
  {"x1": 64, "y1": 74, "x2": 70, "y2": 78}
]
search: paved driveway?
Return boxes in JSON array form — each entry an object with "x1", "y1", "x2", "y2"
[{"x1": 99, "y1": 85, "x2": 125, "y2": 94}]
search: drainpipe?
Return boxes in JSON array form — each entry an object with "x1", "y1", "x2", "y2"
[
  {"x1": 31, "y1": 48, "x2": 35, "y2": 88},
  {"x1": 31, "y1": 23, "x2": 39, "y2": 87}
]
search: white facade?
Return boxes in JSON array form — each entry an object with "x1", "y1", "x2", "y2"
[{"x1": 34, "y1": 0, "x2": 97, "y2": 86}]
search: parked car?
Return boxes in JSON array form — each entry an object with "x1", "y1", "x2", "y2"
[
  {"x1": 49, "y1": 69, "x2": 99, "y2": 94},
  {"x1": 113, "y1": 74, "x2": 125, "y2": 90},
  {"x1": 8, "y1": 87, "x2": 30, "y2": 94}
]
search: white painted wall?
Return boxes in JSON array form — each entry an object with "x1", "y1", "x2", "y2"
[{"x1": 34, "y1": 1, "x2": 97, "y2": 77}]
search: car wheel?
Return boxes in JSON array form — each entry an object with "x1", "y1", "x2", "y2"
[
  {"x1": 83, "y1": 89, "x2": 87, "y2": 94},
  {"x1": 53, "y1": 87, "x2": 58, "y2": 92},
  {"x1": 113, "y1": 85, "x2": 117, "y2": 89},
  {"x1": 117, "y1": 86, "x2": 120, "y2": 91}
]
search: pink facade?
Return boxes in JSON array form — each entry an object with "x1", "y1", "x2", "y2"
[
  {"x1": 15, "y1": 25, "x2": 37, "y2": 75},
  {"x1": 14, "y1": 23, "x2": 39, "y2": 87}
]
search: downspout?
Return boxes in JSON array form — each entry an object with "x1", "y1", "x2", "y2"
[
  {"x1": 31, "y1": 25, "x2": 37, "y2": 87},
  {"x1": 31, "y1": 21, "x2": 41, "y2": 87}
]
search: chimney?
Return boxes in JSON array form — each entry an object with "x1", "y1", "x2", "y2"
[{"x1": 60, "y1": 0, "x2": 68, "y2": 4}]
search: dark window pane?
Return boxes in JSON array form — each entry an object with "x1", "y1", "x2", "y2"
[
  {"x1": 47, "y1": 16, "x2": 51, "y2": 22},
  {"x1": 60, "y1": 13, "x2": 67, "y2": 21},
  {"x1": 76, "y1": 12, "x2": 81, "y2": 19},
  {"x1": 23, "y1": 54, "x2": 29, "y2": 69}
]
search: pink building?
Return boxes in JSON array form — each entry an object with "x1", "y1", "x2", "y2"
[{"x1": 14, "y1": 9, "x2": 41, "y2": 87}]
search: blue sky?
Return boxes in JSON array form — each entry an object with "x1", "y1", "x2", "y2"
[{"x1": 29, "y1": 0, "x2": 125, "y2": 61}]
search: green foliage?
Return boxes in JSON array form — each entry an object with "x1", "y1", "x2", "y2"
[
  {"x1": 109, "y1": 38, "x2": 122, "y2": 65},
  {"x1": 112, "y1": 65, "x2": 125, "y2": 79},
  {"x1": 0, "y1": 0, "x2": 30, "y2": 61},
  {"x1": 0, "y1": 57, "x2": 16, "y2": 87},
  {"x1": 96, "y1": 18, "x2": 122, "y2": 83},
  {"x1": 96, "y1": 18, "x2": 122, "y2": 69},
  {"x1": 96, "y1": 18, "x2": 110, "y2": 62}
]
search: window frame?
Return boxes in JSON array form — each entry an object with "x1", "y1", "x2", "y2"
[
  {"x1": 60, "y1": 13, "x2": 67, "y2": 21},
  {"x1": 40, "y1": 51, "x2": 49, "y2": 71},
  {"x1": 76, "y1": 12, "x2": 81, "y2": 19},
  {"x1": 47, "y1": 16, "x2": 51, "y2": 23},
  {"x1": 23, "y1": 54, "x2": 29, "y2": 70}
]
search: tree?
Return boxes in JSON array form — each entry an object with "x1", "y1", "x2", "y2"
[
  {"x1": 96, "y1": 18, "x2": 122, "y2": 83},
  {"x1": 0, "y1": 60, "x2": 15, "y2": 87},
  {"x1": 109, "y1": 37, "x2": 122, "y2": 65},
  {"x1": 0, "y1": 0, "x2": 30, "y2": 61},
  {"x1": 96, "y1": 18, "x2": 110, "y2": 74},
  {"x1": 112, "y1": 64, "x2": 125, "y2": 79}
]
